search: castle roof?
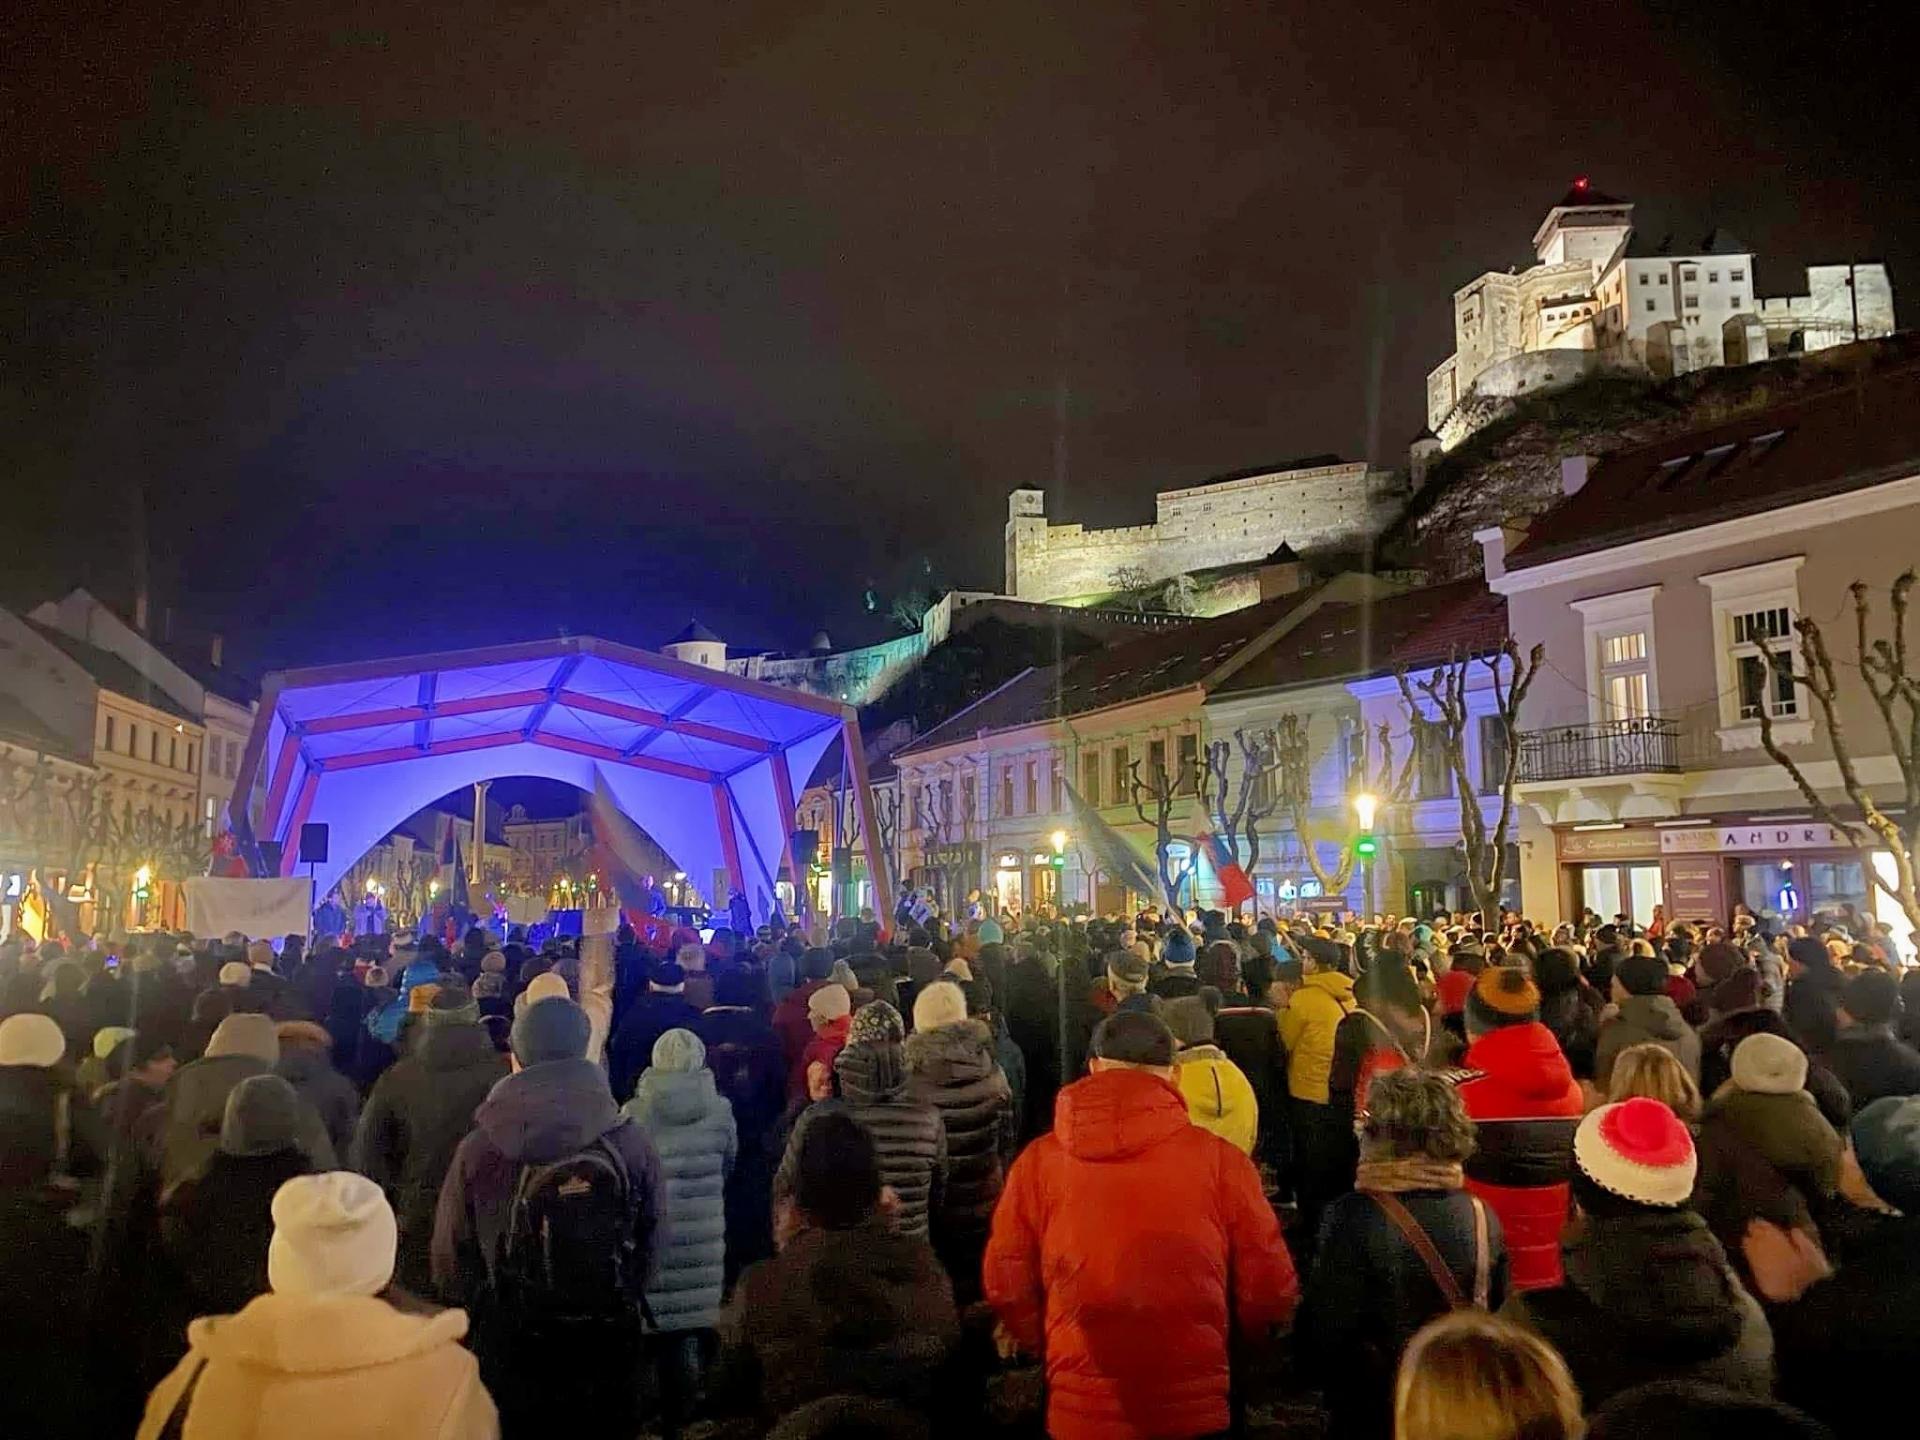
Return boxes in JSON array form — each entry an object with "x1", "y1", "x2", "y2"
[
  {"x1": 667, "y1": 619, "x2": 724, "y2": 646},
  {"x1": 1698, "y1": 228, "x2": 1750, "y2": 256},
  {"x1": 1552, "y1": 179, "x2": 1628, "y2": 209}
]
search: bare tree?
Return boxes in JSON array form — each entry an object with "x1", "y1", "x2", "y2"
[
  {"x1": 1130, "y1": 757, "x2": 1196, "y2": 911},
  {"x1": 1273, "y1": 715, "x2": 1417, "y2": 897},
  {"x1": 1395, "y1": 638, "x2": 1544, "y2": 923},
  {"x1": 1757, "y1": 571, "x2": 1920, "y2": 936},
  {"x1": 1202, "y1": 728, "x2": 1283, "y2": 909}
]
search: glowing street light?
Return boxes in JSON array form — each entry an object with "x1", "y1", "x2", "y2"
[{"x1": 1352, "y1": 792, "x2": 1379, "y2": 832}]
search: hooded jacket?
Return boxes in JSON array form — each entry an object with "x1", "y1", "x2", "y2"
[
  {"x1": 1501, "y1": 1208, "x2": 1772, "y2": 1409},
  {"x1": 152, "y1": 1046, "x2": 336, "y2": 1190},
  {"x1": 352, "y1": 1022, "x2": 508, "y2": 1292},
  {"x1": 781, "y1": 1040, "x2": 947, "y2": 1240},
  {"x1": 1698, "y1": 1086, "x2": 1841, "y2": 1203},
  {"x1": 1213, "y1": 1001, "x2": 1289, "y2": 1159},
  {"x1": 1451, "y1": 1022, "x2": 1583, "y2": 1290},
  {"x1": 159, "y1": 1148, "x2": 313, "y2": 1318},
  {"x1": 903, "y1": 1019, "x2": 1015, "y2": 1232},
  {"x1": 430, "y1": 1057, "x2": 663, "y2": 1320},
  {"x1": 1594, "y1": 992, "x2": 1701, "y2": 1086},
  {"x1": 1825, "y1": 1023, "x2": 1920, "y2": 1110},
  {"x1": 621, "y1": 1066, "x2": 736, "y2": 1332},
  {"x1": 696, "y1": 1005, "x2": 789, "y2": 1280},
  {"x1": 135, "y1": 1292, "x2": 497, "y2": 1440},
  {"x1": 1280, "y1": 970, "x2": 1356, "y2": 1104},
  {"x1": 1172, "y1": 1044, "x2": 1260, "y2": 1155},
  {"x1": 276, "y1": 1042, "x2": 360, "y2": 1160},
  {"x1": 983, "y1": 1067, "x2": 1299, "y2": 1440}
]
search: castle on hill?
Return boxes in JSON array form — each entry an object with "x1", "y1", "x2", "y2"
[{"x1": 1425, "y1": 180, "x2": 1896, "y2": 448}]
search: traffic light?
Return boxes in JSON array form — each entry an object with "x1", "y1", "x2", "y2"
[
  {"x1": 1050, "y1": 852, "x2": 1065, "y2": 870},
  {"x1": 1354, "y1": 834, "x2": 1378, "y2": 859}
]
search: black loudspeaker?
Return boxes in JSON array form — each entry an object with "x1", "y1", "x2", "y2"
[
  {"x1": 831, "y1": 846, "x2": 853, "y2": 883},
  {"x1": 298, "y1": 823, "x2": 330, "y2": 864},
  {"x1": 791, "y1": 829, "x2": 819, "y2": 865},
  {"x1": 258, "y1": 841, "x2": 283, "y2": 874}
]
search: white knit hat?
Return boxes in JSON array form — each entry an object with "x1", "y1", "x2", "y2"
[
  {"x1": 652, "y1": 1027, "x2": 706, "y2": 1073},
  {"x1": 218, "y1": 961, "x2": 252, "y2": 988},
  {"x1": 808, "y1": 982, "x2": 852, "y2": 1022},
  {"x1": 912, "y1": 979, "x2": 969, "y2": 1032},
  {"x1": 1731, "y1": 1032, "x2": 1808, "y2": 1096},
  {"x1": 0, "y1": 1013, "x2": 65, "y2": 1068},
  {"x1": 268, "y1": 1172, "x2": 397, "y2": 1297},
  {"x1": 1573, "y1": 1098, "x2": 1697, "y2": 1207}
]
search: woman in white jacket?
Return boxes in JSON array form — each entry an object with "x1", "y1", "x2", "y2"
[{"x1": 138, "y1": 1171, "x2": 498, "y2": 1440}]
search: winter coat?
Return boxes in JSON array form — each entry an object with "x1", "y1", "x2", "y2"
[
  {"x1": 276, "y1": 1045, "x2": 359, "y2": 1159},
  {"x1": 1594, "y1": 993, "x2": 1701, "y2": 1086},
  {"x1": 1538, "y1": 985, "x2": 1603, "y2": 1081},
  {"x1": 796, "y1": 1013, "x2": 851, "y2": 1101},
  {"x1": 984, "y1": 1067, "x2": 1300, "y2": 1440},
  {"x1": 136, "y1": 1292, "x2": 497, "y2": 1440},
  {"x1": 717, "y1": 1218, "x2": 959, "y2": 1421},
  {"x1": 1003, "y1": 959, "x2": 1061, "y2": 1138},
  {"x1": 1172, "y1": 1044, "x2": 1260, "y2": 1155},
  {"x1": 352, "y1": 1021, "x2": 507, "y2": 1294},
  {"x1": 158, "y1": 1149, "x2": 313, "y2": 1317},
  {"x1": 1697, "y1": 1086, "x2": 1841, "y2": 1204},
  {"x1": 431, "y1": 1056, "x2": 664, "y2": 1322},
  {"x1": 1825, "y1": 1024, "x2": 1920, "y2": 1110},
  {"x1": 1700, "y1": 1008, "x2": 1853, "y2": 1127},
  {"x1": 1501, "y1": 1208, "x2": 1773, "y2": 1410},
  {"x1": 1214, "y1": 1002, "x2": 1289, "y2": 1161},
  {"x1": 609, "y1": 992, "x2": 706, "y2": 1104},
  {"x1": 622, "y1": 1067, "x2": 736, "y2": 1331},
  {"x1": 1280, "y1": 970, "x2": 1355, "y2": 1103},
  {"x1": 1784, "y1": 964, "x2": 1846, "y2": 1051},
  {"x1": 771, "y1": 979, "x2": 828, "y2": 1070},
  {"x1": 152, "y1": 1053, "x2": 335, "y2": 1191},
  {"x1": 990, "y1": 1012, "x2": 1028, "y2": 1129},
  {"x1": 1150, "y1": 968, "x2": 1201, "y2": 1000},
  {"x1": 1302, "y1": 1189, "x2": 1510, "y2": 1440},
  {"x1": 0, "y1": 1184, "x2": 104, "y2": 1436},
  {"x1": 904, "y1": 1019, "x2": 1016, "y2": 1235},
  {"x1": 696, "y1": 1006, "x2": 788, "y2": 1280},
  {"x1": 1774, "y1": 1214, "x2": 1920, "y2": 1438},
  {"x1": 782, "y1": 1041, "x2": 946, "y2": 1240},
  {"x1": 1451, "y1": 1022, "x2": 1583, "y2": 1291}
]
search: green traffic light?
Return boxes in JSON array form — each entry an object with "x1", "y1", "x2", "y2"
[{"x1": 1354, "y1": 835, "x2": 1378, "y2": 857}]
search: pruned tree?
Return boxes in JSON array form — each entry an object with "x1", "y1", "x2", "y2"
[
  {"x1": 1395, "y1": 638, "x2": 1544, "y2": 923},
  {"x1": 1757, "y1": 571, "x2": 1920, "y2": 937},
  {"x1": 1274, "y1": 714, "x2": 1417, "y2": 897},
  {"x1": 1202, "y1": 727, "x2": 1283, "y2": 908},
  {"x1": 1130, "y1": 757, "x2": 1196, "y2": 911}
]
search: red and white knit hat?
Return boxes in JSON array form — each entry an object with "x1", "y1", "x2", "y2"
[{"x1": 1573, "y1": 1097, "x2": 1697, "y2": 1207}]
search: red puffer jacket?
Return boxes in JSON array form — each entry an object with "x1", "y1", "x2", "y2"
[
  {"x1": 1451, "y1": 1022, "x2": 1583, "y2": 1291},
  {"x1": 983, "y1": 1067, "x2": 1298, "y2": 1440}
]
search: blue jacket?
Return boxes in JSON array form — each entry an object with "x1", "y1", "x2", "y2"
[{"x1": 623, "y1": 1067, "x2": 737, "y2": 1330}]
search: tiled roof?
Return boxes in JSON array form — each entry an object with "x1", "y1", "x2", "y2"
[
  {"x1": 1213, "y1": 580, "x2": 1502, "y2": 697},
  {"x1": 157, "y1": 640, "x2": 260, "y2": 707},
  {"x1": 24, "y1": 621, "x2": 198, "y2": 723},
  {"x1": 0, "y1": 695, "x2": 88, "y2": 764},
  {"x1": 1553, "y1": 181, "x2": 1628, "y2": 209},
  {"x1": 897, "y1": 586, "x2": 1327, "y2": 755},
  {"x1": 1510, "y1": 362, "x2": 1920, "y2": 569}
]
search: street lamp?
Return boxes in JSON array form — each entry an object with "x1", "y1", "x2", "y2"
[{"x1": 1352, "y1": 792, "x2": 1379, "y2": 918}]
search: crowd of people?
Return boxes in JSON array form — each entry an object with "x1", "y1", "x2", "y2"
[{"x1": 0, "y1": 899, "x2": 1915, "y2": 1438}]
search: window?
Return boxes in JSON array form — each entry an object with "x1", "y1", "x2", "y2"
[
  {"x1": 1645, "y1": 299, "x2": 1656, "y2": 312},
  {"x1": 104, "y1": 715, "x2": 116, "y2": 752},
  {"x1": 1000, "y1": 766, "x2": 1014, "y2": 818},
  {"x1": 1685, "y1": 295, "x2": 1699, "y2": 309},
  {"x1": 1638, "y1": 274, "x2": 1649, "y2": 286},
  {"x1": 204, "y1": 796, "x2": 217, "y2": 837},
  {"x1": 959, "y1": 774, "x2": 975, "y2": 823},
  {"x1": 1024, "y1": 760, "x2": 1038, "y2": 814},
  {"x1": 1682, "y1": 268, "x2": 1697, "y2": 282},
  {"x1": 148, "y1": 729, "x2": 158, "y2": 762},
  {"x1": 1112, "y1": 745, "x2": 1131, "y2": 802},
  {"x1": 226, "y1": 740, "x2": 238, "y2": 779},
  {"x1": 1415, "y1": 721, "x2": 1452, "y2": 800},
  {"x1": 1051, "y1": 756, "x2": 1064, "y2": 812},
  {"x1": 1081, "y1": 751, "x2": 1101, "y2": 807},
  {"x1": 1659, "y1": 274, "x2": 1669, "y2": 285},
  {"x1": 1573, "y1": 587, "x2": 1661, "y2": 725},
  {"x1": 1478, "y1": 715, "x2": 1511, "y2": 795},
  {"x1": 1730, "y1": 269, "x2": 1745, "y2": 283},
  {"x1": 1600, "y1": 631, "x2": 1651, "y2": 718},
  {"x1": 1177, "y1": 734, "x2": 1199, "y2": 795},
  {"x1": 1708, "y1": 270, "x2": 1719, "y2": 283},
  {"x1": 1730, "y1": 295, "x2": 1741, "y2": 308},
  {"x1": 1148, "y1": 738, "x2": 1167, "y2": 785},
  {"x1": 127, "y1": 723, "x2": 139, "y2": 757},
  {"x1": 1701, "y1": 556, "x2": 1809, "y2": 750},
  {"x1": 185, "y1": 743, "x2": 195, "y2": 774}
]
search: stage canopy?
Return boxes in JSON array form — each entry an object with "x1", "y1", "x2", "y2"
[{"x1": 233, "y1": 636, "x2": 888, "y2": 921}]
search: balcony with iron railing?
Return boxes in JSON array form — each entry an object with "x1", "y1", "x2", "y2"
[{"x1": 1515, "y1": 716, "x2": 1682, "y2": 784}]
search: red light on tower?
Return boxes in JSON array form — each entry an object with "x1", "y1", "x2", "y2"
[{"x1": 1574, "y1": 175, "x2": 1590, "y2": 190}]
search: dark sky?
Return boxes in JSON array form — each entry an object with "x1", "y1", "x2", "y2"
[{"x1": 6, "y1": 0, "x2": 1915, "y2": 671}]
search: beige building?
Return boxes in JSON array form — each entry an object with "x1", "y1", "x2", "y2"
[{"x1": 1484, "y1": 362, "x2": 1920, "y2": 946}]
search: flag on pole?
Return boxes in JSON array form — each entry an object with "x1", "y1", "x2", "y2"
[
  {"x1": 1195, "y1": 831, "x2": 1255, "y2": 909},
  {"x1": 1062, "y1": 781, "x2": 1163, "y2": 904}
]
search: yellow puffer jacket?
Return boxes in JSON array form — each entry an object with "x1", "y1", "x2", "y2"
[
  {"x1": 1172, "y1": 1046, "x2": 1260, "y2": 1154},
  {"x1": 1279, "y1": 970, "x2": 1356, "y2": 1104}
]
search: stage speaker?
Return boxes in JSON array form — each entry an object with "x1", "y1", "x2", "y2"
[
  {"x1": 831, "y1": 846, "x2": 853, "y2": 884},
  {"x1": 791, "y1": 828, "x2": 819, "y2": 865},
  {"x1": 298, "y1": 823, "x2": 330, "y2": 864}
]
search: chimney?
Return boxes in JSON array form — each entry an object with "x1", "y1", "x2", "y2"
[
  {"x1": 1474, "y1": 523, "x2": 1530, "y2": 583},
  {"x1": 210, "y1": 634, "x2": 225, "y2": 668},
  {"x1": 1561, "y1": 454, "x2": 1593, "y2": 497},
  {"x1": 133, "y1": 588, "x2": 150, "y2": 634}
]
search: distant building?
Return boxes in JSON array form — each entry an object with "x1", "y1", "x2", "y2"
[
  {"x1": 1003, "y1": 456, "x2": 1402, "y2": 603},
  {"x1": 1427, "y1": 181, "x2": 1897, "y2": 448}
]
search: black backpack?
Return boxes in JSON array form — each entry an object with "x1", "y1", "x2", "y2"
[{"x1": 495, "y1": 1135, "x2": 643, "y2": 1329}]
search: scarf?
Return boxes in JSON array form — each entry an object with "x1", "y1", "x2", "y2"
[{"x1": 1355, "y1": 1156, "x2": 1465, "y2": 1193}]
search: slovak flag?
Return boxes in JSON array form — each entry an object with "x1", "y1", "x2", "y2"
[{"x1": 1196, "y1": 831, "x2": 1255, "y2": 909}]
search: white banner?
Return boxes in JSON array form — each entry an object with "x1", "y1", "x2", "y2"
[{"x1": 184, "y1": 877, "x2": 315, "y2": 941}]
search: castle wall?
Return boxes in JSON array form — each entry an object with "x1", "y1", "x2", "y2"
[{"x1": 1006, "y1": 462, "x2": 1401, "y2": 601}]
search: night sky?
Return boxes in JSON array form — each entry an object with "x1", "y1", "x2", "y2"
[{"x1": 7, "y1": 1, "x2": 1915, "y2": 671}]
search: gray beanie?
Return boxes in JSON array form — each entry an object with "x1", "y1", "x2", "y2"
[
  {"x1": 220, "y1": 1073, "x2": 303, "y2": 1157},
  {"x1": 206, "y1": 1011, "x2": 281, "y2": 1064},
  {"x1": 423, "y1": 978, "x2": 480, "y2": 1028},
  {"x1": 651, "y1": 1028, "x2": 706, "y2": 1073},
  {"x1": 510, "y1": 995, "x2": 591, "y2": 1065},
  {"x1": 1162, "y1": 995, "x2": 1216, "y2": 1048}
]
